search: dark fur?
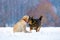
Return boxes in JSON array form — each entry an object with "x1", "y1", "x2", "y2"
[{"x1": 28, "y1": 16, "x2": 43, "y2": 32}]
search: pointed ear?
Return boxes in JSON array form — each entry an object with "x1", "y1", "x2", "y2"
[
  {"x1": 29, "y1": 16, "x2": 33, "y2": 19},
  {"x1": 39, "y1": 16, "x2": 43, "y2": 20},
  {"x1": 31, "y1": 16, "x2": 33, "y2": 18},
  {"x1": 29, "y1": 16, "x2": 30, "y2": 18}
]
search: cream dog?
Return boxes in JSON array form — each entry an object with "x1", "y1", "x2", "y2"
[{"x1": 13, "y1": 15, "x2": 29, "y2": 33}]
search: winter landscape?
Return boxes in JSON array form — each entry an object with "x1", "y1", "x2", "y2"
[
  {"x1": 0, "y1": 27, "x2": 60, "y2": 40},
  {"x1": 0, "y1": 0, "x2": 60, "y2": 40}
]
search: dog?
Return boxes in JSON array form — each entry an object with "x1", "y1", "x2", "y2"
[
  {"x1": 13, "y1": 15, "x2": 29, "y2": 33},
  {"x1": 28, "y1": 16, "x2": 43, "y2": 32}
]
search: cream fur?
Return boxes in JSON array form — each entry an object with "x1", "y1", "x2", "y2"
[{"x1": 13, "y1": 15, "x2": 29, "y2": 32}]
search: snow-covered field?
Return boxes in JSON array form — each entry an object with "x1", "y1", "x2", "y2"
[{"x1": 0, "y1": 27, "x2": 60, "y2": 40}]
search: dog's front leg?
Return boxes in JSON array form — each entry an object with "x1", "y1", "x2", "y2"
[
  {"x1": 37, "y1": 27, "x2": 40, "y2": 32},
  {"x1": 36, "y1": 27, "x2": 39, "y2": 32},
  {"x1": 30, "y1": 27, "x2": 32, "y2": 32},
  {"x1": 37, "y1": 26, "x2": 41, "y2": 32}
]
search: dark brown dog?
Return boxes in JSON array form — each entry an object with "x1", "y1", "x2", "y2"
[{"x1": 28, "y1": 16, "x2": 43, "y2": 32}]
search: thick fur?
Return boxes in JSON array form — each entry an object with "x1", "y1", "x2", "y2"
[
  {"x1": 13, "y1": 15, "x2": 29, "y2": 33},
  {"x1": 28, "y1": 16, "x2": 43, "y2": 32}
]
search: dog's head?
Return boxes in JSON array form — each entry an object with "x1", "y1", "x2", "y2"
[
  {"x1": 22, "y1": 15, "x2": 29, "y2": 22},
  {"x1": 28, "y1": 16, "x2": 43, "y2": 26},
  {"x1": 28, "y1": 16, "x2": 34, "y2": 25}
]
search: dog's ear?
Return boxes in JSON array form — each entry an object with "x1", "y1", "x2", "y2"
[
  {"x1": 31, "y1": 16, "x2": 33, "y2": 19},
  {"x1": 39, "y1": 16, "x2": 43, "y2": 21},
  {"x1": 29, "y1": 16, "x2": 30, "y2": 18},
  {"x1": 29, "y1": 16, "x2": 33, "y2": 19}
]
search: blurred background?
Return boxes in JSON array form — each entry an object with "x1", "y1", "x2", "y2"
[{"x1": 0, "y1": 0, "x2": 60, "y2": 27}]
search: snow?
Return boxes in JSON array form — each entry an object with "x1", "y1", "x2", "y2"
[{"x1": 0, "y1": 27, "x2": 60, "y2": 40}]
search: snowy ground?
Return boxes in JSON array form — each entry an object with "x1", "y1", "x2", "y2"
[{"x1": 0, "y1": 27, "x2": 60, "y2": 40}]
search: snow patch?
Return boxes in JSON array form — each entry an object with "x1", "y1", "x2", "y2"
[{"x1": 0, "y1": 27, "x2": 60, "y2": 40}]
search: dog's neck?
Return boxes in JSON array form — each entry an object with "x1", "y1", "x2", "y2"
[{"x1": 23, "y1": 19, "x2": 27, "y2": 22}]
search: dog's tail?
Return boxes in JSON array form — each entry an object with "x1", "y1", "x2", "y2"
[{"x1": 39, "y1": 16, "x2": 43, "y2": 21}]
